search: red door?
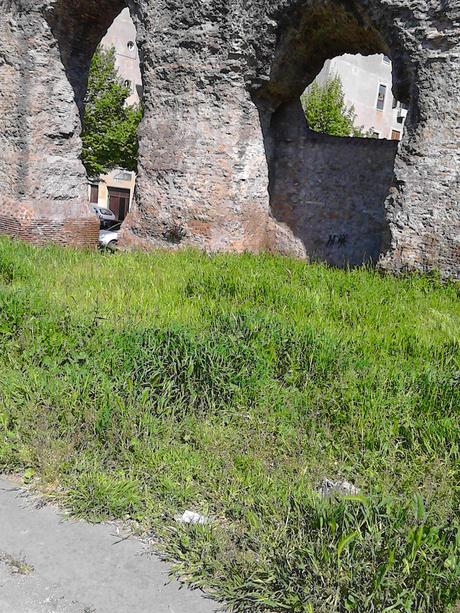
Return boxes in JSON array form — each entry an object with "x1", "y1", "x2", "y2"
[{"x1": 108, "y1": 187, "x2": 131, "y2": 221}]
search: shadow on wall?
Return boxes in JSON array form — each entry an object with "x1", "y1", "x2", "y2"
[{"x1": 261, "y1": 100, "x2": 398, "y2": 267}]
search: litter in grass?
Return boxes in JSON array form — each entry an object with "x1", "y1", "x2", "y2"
[
  {"x1": 319, "y1": 478, "x2": 360, "y2": 498},
  {"x1": 175, "y1": 510, "x2": 208, "y2": 525}
]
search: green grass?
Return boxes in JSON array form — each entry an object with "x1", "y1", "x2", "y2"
[{"x1": 0, "y1": 237, "x2": 459, "y2": 611}]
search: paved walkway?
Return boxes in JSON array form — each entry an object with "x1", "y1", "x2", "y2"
[{"x1": 0, "y1": 478, "x2": 218, "y2": 612}]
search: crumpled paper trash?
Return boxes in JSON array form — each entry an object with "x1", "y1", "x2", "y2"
[
  {"x1": 175, "y1": 510, "x2": 208, "y2": 525},
  {"x1": 319, "y1": 478, "x2": 360, "y2": 498}
]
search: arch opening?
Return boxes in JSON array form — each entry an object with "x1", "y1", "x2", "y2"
[
  {"x1": 84, "y1": 7, "x2": 143, "y2": 240},
  {"x1": 0, "y1": 0, "x2": 136, "y2": 247},
  {"x1": 47, "y1": 0, "x2": 128, "y2": 117},
  {"x1": 48, "y1": 0, "x2": 143, "y2": 244},
  {"x1": 253, "y1": 1, "x2": 414, "y2": 268}
]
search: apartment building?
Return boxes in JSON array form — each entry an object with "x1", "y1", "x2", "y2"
[{"x1": 313, "y1": 53, "x2": 407, "y2": 140}]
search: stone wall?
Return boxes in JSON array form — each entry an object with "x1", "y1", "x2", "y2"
[
  {"x1": 0, "y1": 0, "x2": 458, "y2": 276},
  {"x1": 267, "y1": 101, "x2": 398, "y2": 267},
  {"x1": 0, "y1": 0, "x2": 121, "y2": 246}
]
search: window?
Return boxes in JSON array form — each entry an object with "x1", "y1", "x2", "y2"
[
  {"x1": 372, "y1": 131, "x2": 380, "y2": 139},
  {"x1": 127, "y1": 41, "x2": 135, "y2": 51},
  {"x1": 391, "y1": 129, "x2": 401, "y2": 141},
  {"x1": 392, "y1": 96, "x2": 398, "y2": 109},
  {"x1": 382, "y1": 55, "x2": 391, "y2": 64},
  {"x1": 124, "y1": 79, "x2": 132, "y2": 91},
  {"x1": 90, "y1": 184, "x2": 99, "y2": 203},
  {"x1": 376, "y1": 84, "x2": 386, "y2": 111}
]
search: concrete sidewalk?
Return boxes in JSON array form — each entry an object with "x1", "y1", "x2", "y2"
[{"x1": 0, "y1": 478, "x2": 218, "y2": 612}]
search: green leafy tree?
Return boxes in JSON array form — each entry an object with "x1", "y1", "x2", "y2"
[
  {"x1": 301, "y1": 75, "x2": 364, "y2": 137},
  {"x1": 82, "y1": 45, "x2": 142, "y2": 176}
]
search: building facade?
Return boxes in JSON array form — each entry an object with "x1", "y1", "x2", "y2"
[
  {"x1": 100, "y1": 8, "x2": 142, "y2": 106},
  {"x1": 89, "y1": 8, "x2": 142, "y2": 219},
  {"x1": 313, "y1": 53, "x2": 407, "y2": 140}
]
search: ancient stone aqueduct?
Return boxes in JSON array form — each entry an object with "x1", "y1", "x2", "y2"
[{"x1": 0, "y1": 0, "x2": 459, "y2": 276}]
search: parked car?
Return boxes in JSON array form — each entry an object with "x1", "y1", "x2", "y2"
[
  {"x1": 92, "y1": 206, "x2": 117, "y2": 229},
  {"x1": 99, "y1": 223, "x2": 121, "y2": 251}
]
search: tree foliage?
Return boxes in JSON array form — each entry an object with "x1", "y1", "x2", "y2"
[
  {"x1": 82, "y1": 45, "x2": 142, "y2": 177},
  {"x1": 301, "y1": 75, "x2": 364, "y2": 137}
]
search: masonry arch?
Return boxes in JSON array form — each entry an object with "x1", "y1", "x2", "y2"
[
  {"x1": 246, "y1": 0, "x2": 415, "y2": 267},
  {"x1": 241, "y1": 0, "x2": 459, "y2": 276}
]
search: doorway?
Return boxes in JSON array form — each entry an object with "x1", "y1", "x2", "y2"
[{"x1": 108, "y1": 187, "x2": 130, "y2": 221}]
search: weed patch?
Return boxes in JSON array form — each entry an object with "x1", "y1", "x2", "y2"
[{"x1": 0, "y1": 237, "x2": 459, "y2": 611}]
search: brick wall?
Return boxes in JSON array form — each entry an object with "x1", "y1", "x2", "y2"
[{"x1": 0, "y1": 199, "x2": 99, "y2": 248}]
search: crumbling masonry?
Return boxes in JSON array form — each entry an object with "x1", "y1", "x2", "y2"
[{"x1": 0, "y1": 0, "x2": 459, "y2": 275}]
